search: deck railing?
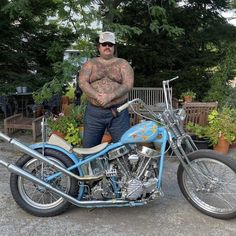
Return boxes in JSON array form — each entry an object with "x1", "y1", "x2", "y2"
[
  {"x1": 129, "y1": 87, "x2": 172, "y2": 105},
  {"x1": 128, "y1": 87, "x2": 173, "y2": 125}
]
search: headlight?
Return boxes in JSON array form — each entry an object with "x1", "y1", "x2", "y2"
[{"x1": 175, "y1": 108, "x2": 186, "y2": 121}]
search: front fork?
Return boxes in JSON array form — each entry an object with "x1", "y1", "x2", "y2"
[
  {"x1": 168, "y1": 132, "x2": 207, "y2": 189},
  {"x1": 160, "y1": 108, "x2": 208, "y2": 189}
]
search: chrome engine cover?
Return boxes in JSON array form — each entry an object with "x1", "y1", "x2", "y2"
[
  {"x1": 108, "y1": 145, "x2": 129, "y2": 160},
  {"x1": 91, "y1": 179, "x2": 115, "y2": 200},
  {"x1": 126, "y1": 179, "x2": 143, "y2": 200}
]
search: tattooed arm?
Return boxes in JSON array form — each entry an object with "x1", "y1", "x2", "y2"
[
  {"x1": 113, "y1": 60, "x2": 134, "y2": 98},
  {"x1": 78, "y1": 61, "x2": 100, "y2": 100}
]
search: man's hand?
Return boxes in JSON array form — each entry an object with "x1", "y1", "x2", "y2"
[{"x1": 96, "y1": 93, "x2": 113, "y2": 107}]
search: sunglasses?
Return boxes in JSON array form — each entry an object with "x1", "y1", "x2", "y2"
[{"x1": 100, "y1": 42, "x2": 114, "y2": 47}]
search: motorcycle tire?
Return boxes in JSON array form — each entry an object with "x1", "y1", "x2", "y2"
[
  {"x1": 10, "y1": 148, "x2": 79, "y2": 217},
  {"x1": 177, "y1": 149, "x2": 236, "y2": 219}
]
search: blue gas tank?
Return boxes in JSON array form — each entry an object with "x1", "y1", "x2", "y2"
[{"x1": 120, "y1": 121, "x2": 158, "y2": 144}]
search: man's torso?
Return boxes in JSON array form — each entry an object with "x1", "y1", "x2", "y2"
[{"x1": 88, "y1": 57, "x2": 128, "y2": 107}]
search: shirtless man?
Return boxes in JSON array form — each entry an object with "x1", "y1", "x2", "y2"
[{"x1": 78, "y1": 31, "x2": 134, "y2": 148}]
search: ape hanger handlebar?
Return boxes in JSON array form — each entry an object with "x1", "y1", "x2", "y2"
[{"x1": 117, "y1": 76, "x2": 179, "y2": 113}]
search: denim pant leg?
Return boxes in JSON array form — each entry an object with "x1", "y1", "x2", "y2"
[
  {"x1": 83, "y1": 105, "x2": 107, "y2": 148},
  {"x1": 108, "y1": 108, "x2": 130, "y2": 142}
]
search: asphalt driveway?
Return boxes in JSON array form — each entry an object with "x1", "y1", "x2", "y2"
[{"x1": 0, "y1": 137, "x2": 236, "y2": 236}]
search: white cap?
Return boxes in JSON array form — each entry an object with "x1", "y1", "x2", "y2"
[{"x1": 99, "y1": 32, "x2": 116, "y2": 44}]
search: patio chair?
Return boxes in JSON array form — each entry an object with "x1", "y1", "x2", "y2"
[
  {"x1": 182, "y1": 102, "x2": 218, "y2": 128},
  {"x1": 4, "y1": 113, "x2": 43, "y2": 141}
]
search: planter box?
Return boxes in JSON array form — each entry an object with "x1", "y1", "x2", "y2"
[
  {"x1": 191, "y1": 135, "x2": 212, "y2": 149},
  {"x1": 191, "y1": 135, "x2": 212, "y2": 150},
  {"x1": 193, "y1": 139, "x2": 211, "y2": 149}
]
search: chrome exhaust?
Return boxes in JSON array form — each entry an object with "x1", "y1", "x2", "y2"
[
  {"x1": 0, "y1": 159, "x2": 130, "y2": 207},
  {"x1": 0, "y1": 132, "x2": 99, "y2": 182}
]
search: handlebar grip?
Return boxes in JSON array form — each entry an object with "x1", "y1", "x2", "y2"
[{"x1": 117, "y1": 102, "x2": 129, "y2": 112}]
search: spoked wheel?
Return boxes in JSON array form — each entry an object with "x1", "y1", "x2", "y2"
[
  {"x1": 177, "y1": 150, "x2": 236, "y2": 219},
  {"x1": 10, "y1": 149, "x2": 79, "y2": 217}
]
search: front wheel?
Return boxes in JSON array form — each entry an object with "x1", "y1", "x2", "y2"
[
  {"x1": 177, "y1": 150, "x2": 236, "y2": 219},
  {"x1": 10, "y1": 149, "x2": 79, "y2": 217}
]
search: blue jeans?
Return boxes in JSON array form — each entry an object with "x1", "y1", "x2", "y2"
[{"x1": 83, "y1": 103, "x2": 130, "y2": 148}]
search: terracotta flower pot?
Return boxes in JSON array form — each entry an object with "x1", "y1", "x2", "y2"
[
  {"x1": 61, "y1": 95, "x2": 70, "y2": 105},
  {"x1": 79, "y1": 126, "x2": 84, "y2": 139},
  {"x1": 51, "y1": 130, "x2": 65, "y2": 139},
  {"x1": 213, "y1": 135, "x2": 230, "y2": 155},
  {"x1": 61, "y1": 104, "x2": 72, "y2": 116},
  {"x1": 183, "y1": 96, "x2": 193, "y2": 103}
]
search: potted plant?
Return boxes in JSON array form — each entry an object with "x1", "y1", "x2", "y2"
[
  {"x1": 186, "y1": 107, "x2": 236, "y2": 154},
  {"x1": 181, "y1": 90, "x2": 196, "y2": 103},
  {"x1": 47, "y1": 105, "x2": 84, "y2": 146},
  {"x1": 186, "y1": 122, "x2": 212, "y2": 149}
]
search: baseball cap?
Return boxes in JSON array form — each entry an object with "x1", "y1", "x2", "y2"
[{"x1": 99, "y1": 32, "x2": 116, "y2": 44}]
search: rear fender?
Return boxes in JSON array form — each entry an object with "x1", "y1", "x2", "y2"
[
  {"x1": 29, "y1": 143, "x2": 85, "y2": 200},
  {"x1": 30, "y1": 143, "x2": 80, "y2": 165}
]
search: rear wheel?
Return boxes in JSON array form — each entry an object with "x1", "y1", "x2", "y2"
[
  {"x1": 177, "y1": 150, "x2": 236, "y2": 219},
  {"x1": 10, "y1": 149, "x2": 79, "y2": 217}
]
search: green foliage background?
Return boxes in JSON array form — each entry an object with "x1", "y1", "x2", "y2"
[{"x1": 0, "y1": 0, "x2": 236, "y2": 107}]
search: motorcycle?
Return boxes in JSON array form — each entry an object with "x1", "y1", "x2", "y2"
[{"x1": 0, "y1": 77, "x2": 235, "y2": 219}]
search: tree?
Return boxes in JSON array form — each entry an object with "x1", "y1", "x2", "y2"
[
  {"x1": 204, "y1": 42, "x2": 236, "y2": 107},
  {"x1": 0, "y1": 0, "x2": 79, "y2": 95},
  {"x1": 1, "y1": 0, "x2": 236, "y2": 105},
  {"x1": 115, "y1": 0, "x2": 236, "y2": 100}
]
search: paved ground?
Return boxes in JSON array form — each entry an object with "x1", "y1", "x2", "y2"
[{"x1": 0, "y1": 127, "x2": 236, "y2": 236}]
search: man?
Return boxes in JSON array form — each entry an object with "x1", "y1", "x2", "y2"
[{"x1": 78, "y1": 31, "x2": 134, "y2": 148}]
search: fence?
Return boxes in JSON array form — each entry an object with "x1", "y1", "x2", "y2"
[{"x1": 129, "y1": 87, "x2": 172, "y2": 106}]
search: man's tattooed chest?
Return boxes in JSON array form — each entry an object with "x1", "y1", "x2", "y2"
[{"x1": 89, "y1": 59, "x2": 123, "y2": 84}]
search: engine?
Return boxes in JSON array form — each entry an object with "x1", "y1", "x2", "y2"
[{"x1": 89, "y1": 144, "x2": 160, "y2": 201}]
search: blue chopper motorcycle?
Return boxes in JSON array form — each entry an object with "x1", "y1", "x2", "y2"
[{"x1": 0, "y1": 77, "x2": 235, "y2": 219}]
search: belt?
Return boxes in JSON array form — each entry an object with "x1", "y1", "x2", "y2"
[
  {"x1": 88, "y1": 101, "x2": 127, "y2": 118},
  {"x1": 89, "y1": 101, "x2": 127, "y2": 110}
]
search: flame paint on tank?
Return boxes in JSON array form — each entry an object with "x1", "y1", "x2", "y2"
[{"x1": 120, "y1": 121, "x2": 158, "y2": 144}]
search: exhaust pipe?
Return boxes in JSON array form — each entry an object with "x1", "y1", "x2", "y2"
[
  {"x1": 0, "y1": 132, "x2": 98, "y2": 182},
  {"x1": 0, "y1": 159, "x2": 131, "y2": 207}
]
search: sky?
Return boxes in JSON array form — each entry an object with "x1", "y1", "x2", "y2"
[
  {"x1": 221, "y1": 9, "x2": 236, "y2": 26},
  {"x1": 178, "y1": 1, "x2": 236, "y2": 26}
]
